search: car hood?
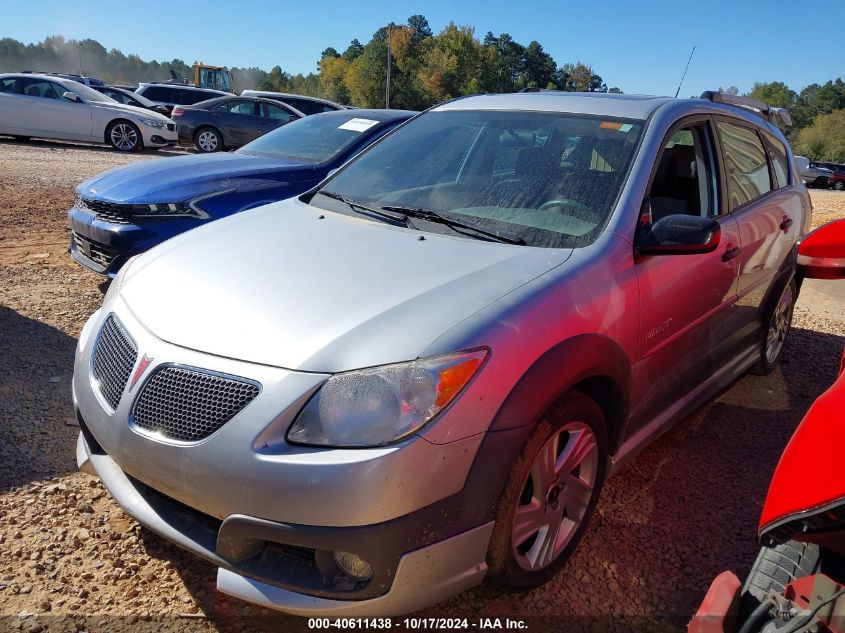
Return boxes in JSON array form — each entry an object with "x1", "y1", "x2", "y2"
[
  {"x1": 759, "y1": 356, "x2": 845, "y2": 550},
  {"x1": 90, "y1": 100, "x2": 171, "y2": 123},
  {"x1": 78, "y1": 153, "x2": 316, "y2": 203},
  {"x1": 120, "y1": 198, "x2": 571, "y2": 373}
]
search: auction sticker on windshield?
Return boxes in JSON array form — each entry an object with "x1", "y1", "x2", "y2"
[{"x1": 339, "y1": 118, "x2": 379, "y2": 132}]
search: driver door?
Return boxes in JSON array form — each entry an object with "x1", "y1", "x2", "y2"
[
  {"x1": 19, "y1": 79, "x2": 93, "y2": 139},
  {"x1": 628, "y1": 117, "x2": 742, "y2": 431}
]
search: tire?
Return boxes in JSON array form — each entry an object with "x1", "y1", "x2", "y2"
[
  {"x1": 106, "y1": 120, "x2": 142, "y2": 152},
  {"x1": 740, "y1": 541, "x2": 820, "y2": 618},
  {"x1": 486, "y1": 391, "x2": 608, "y2": 592},
  {"x1": 194, "y1": 127, "x2": 222, "y2": 153},
  {"x1": 751, "y1": 278, "x2": 796, "y2": 375},
  {"x1": 834, "y1": 181, "x2": 845, "y2": 191}
]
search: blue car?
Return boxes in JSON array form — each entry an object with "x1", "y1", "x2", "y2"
[{"x1": 68, "y1": 108, "x2": 415, "y2": 276}]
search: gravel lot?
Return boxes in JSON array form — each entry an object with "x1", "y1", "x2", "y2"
[{"x1": 1, "y1": 138, "x2": 844, "y2": 632}]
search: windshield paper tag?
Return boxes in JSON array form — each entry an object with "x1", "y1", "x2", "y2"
[{"x1": 339, "y1": 118, "x2": 379, "y2": 132}]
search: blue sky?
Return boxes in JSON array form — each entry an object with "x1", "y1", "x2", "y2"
[{"x1": 5, "y1": 0, "x2": 844, "y2": 96}]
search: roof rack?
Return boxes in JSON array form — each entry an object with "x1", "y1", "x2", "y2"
[{"x1": 700, "y1": 91, "x2": 792, "y2": 127}]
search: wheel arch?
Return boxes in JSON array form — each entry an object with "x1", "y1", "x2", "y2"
[
  {"x1": 488, "y1": 333, "x2": 631, "y2": 454},
  {"x1": 104, "y1": 118, "x2": 142, "y2": 147}
]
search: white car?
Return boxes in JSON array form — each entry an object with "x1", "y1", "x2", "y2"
[{"x1": 0, "y1": 73, "x2": 177, "y2": 151}]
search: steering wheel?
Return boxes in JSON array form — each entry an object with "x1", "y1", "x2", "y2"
[{"x1": 538, "y1": 198, "x2": 591, "y2": 215}]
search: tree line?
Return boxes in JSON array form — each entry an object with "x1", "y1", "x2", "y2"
[
  {"x1": 2, "y1": 21, "x2": 842, "y2": 161},
  {"x1": 746, "y1": 80, "x2": 845, "y2": 162}
]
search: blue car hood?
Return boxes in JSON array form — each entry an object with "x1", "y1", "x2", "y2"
[{"x1": 78, "y1": 153, "x2": 317, "y2": 204}]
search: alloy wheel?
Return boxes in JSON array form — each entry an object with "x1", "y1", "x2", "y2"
[
  {"x1": 110, "y1": 123, "x2": 138, "y2": 151},
  {"x1": 511, "y1": 421, "x2": 599, "y2": 572},
  {"x1": 197, "y1": 131, "x2": 219, "y2": 152},
  {"x1": 765, "y1": 283, "x2": 794, "y2": 365}
]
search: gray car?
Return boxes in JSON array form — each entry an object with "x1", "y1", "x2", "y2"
[{"x1": 73, "y1": 90, "x2": 811, "y2": 616}]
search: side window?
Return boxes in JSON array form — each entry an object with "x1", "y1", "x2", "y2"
[
  {"x1": 19, "y1": 79, "x2": 62, "y2": 100},
  {"x1": 285, "y1": 98, "x2": 321, "y2": 116},
  {"x1": 716, "y1": 121, "x2": 772, "y2": 211},
  {"x1": 262, "y1": 102, "x2": 296, "y2": 122},
  {"x1": 762, "y1": 131, "x2": 790, "y2": 189},
  {"x1": 645, "y1": 123, "x2": 716, "y2": 223},
  {"x1": 179, "y1": 89, "x2": 208, "y2": 105},
  {"x1": 141, "y1": 86, "x2": 169, "y2": 101},
  {"x1": 215, "y1": 99, "x2": 256, "y2": 115},
  {"x1": 0, "y1": 77, "x2": 20, "y2": 93}
]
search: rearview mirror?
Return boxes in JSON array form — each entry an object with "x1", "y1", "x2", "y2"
[
  {"x1": 63, "y1": 91, "x2": 81, "y2": 103},
  {"x1": 636, "y1": 213, "x2": 721, "y2": 256},
  {"x1": 797, "y1": 219, "x2": 845, "y2": 279}
]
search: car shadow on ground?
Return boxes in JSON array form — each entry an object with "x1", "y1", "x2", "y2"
[
  {"x1": 0, "y1": 306, "x2": 80, "y2": 492},
  {"x1": 0, "y1": 135, "x2": 187, "y2": 156}
]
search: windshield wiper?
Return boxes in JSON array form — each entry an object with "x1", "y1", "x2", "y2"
[
  {"x1": 318, "y1": 190, "x2": 409, "y2": 226},
  {"x1": 380, "y1": 205, "x2": 525, "y2": 245}
]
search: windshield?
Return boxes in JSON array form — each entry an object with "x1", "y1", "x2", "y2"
[
  {"x1": 239, "y1": 113, "x2": 387, "y2": 163},
  {"x1": 65, "y1": 81, "x2": 115, "y2": 103},
  {"x1": 317, "y1": 110, "x2": 644, "y2": 248}
]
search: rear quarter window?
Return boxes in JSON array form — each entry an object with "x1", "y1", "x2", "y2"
[{"x1": 762, "y1": 131, "x2": 790, "y2": 189}]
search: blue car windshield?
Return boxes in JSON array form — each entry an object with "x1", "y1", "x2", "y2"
[
  {"x1": 238, "y1": 114, "x2": 386, "y2": 163},
  {"x1": 318, "y1": 110, "x2": 645, "y2": 248}
]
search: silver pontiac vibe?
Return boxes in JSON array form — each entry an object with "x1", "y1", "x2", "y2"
[{"x1": 73, "y1": 91, "x2": 811, "y2": 615}]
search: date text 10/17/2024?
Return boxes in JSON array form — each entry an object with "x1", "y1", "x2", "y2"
[{"x1": 307, "y1": 618, "x2": 529, "y2": 630}]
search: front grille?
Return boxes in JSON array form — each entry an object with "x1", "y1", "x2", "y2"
[
  {"x1": 80, "y1": 198, "x2": 134, "y2": 224},
  {"x1": 132, "y1": 367, "x2": 260, "y2": 442},
  {"x1": 92, "y1": 315, "x2": 138, "y2": 410},
  {"x1": 79, "y1": 197, "x2": 192, "y2": 223},
  {"x1": 72, "y1": 231, "x2": 117, "y2": 268}
]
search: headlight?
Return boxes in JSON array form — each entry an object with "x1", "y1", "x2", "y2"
[
  {"x1": 139, "y1": 118, "x2": 167, "y2": 129},
  {"x1": 287, "y1": 350, "x2": 487, "y2": 447}
]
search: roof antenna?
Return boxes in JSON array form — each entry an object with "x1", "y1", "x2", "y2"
[{"x1": 674, "y1": 45, "x2": 696, "y2": 98}]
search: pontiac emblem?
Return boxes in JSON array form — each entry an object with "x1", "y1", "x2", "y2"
[{"x1": 130, "y1": 355, "x2": 154, "y2": 389}]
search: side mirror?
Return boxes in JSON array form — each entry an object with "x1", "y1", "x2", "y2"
[
  {"x1": 63, "y1": 91, "x2": 82, "y2": 103},
  {"x1": 797, "y1": 219, "x2": 845, "y2": 279},
  {"x1": 637, "y1": 213, "x2": 721, "y2": 256}
]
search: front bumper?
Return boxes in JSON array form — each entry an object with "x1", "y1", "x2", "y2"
[
  {"x1": 67, "y1": 204, "x2": 198, "y2": 276},
  {"x1": 77, "y1": 430, "x2": 491, "y2": 616},
  {"x1": 139, "y1": 124, "x2": 177, "y2": 147},
  {"x1": 72, "y1": 303, "x2": 494, "y2": 613}
]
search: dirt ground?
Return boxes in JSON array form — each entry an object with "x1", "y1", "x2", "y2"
[{"x1": 1, "y1": 138, "x2": 844, "y2": 633}]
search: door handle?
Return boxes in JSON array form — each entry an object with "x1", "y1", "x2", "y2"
[
  {"x1": 722, "y1": 245, "x2": 741, "y2": 262},
  {"x1": 780, "y1": 216, "x2": 793, "y2": 232}
]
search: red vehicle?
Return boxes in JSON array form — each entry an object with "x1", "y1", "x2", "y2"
[
  {"x1": 690, "y1": 219, "x2": 845, "y2": 633},
  {"x1": 829, "y1": 171, "x2": 845, "y2": 192}
]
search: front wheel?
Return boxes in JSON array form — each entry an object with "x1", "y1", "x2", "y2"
[
  {"x1": 486, "y1": 392, "x2": 607, "y2": 591},
  {"x1": 834, "y1": 180, "x2": 845, "y2": 191},
  {"x1": 752, "y1": 278, "x2": 796, "y2": 375},
  {"x1": 194, "y1": 127, "x2": 222, "y2": 153},
  {"x1": 107, "y1": 121, "x2": 142, "y2": 152}
]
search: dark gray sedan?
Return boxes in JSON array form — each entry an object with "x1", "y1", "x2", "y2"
[{"x1": 172, "y1": 96, "x2": 303, "y2": 152}]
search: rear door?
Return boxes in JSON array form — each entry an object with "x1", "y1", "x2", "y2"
[
  {"x1": 714, "y1": 119, "x2": 798, "y2": 347},
  {"x1": 212, "y1": 99, "x2": 267, "y2": 145},
  {"x1": 18, "y1": 78, "x2": 93, "y2": 139},
  {"x1": 629, "y1": 117, "x2": 742, "y2": 429}
]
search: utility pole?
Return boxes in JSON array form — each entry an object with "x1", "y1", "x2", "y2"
[{"x1": 386, "y1": 23, "x2": 392, "y2": 109}]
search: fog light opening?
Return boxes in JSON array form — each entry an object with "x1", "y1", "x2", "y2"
[{"x1": 333, "y1": 551, "x2": 373, "y2": 581}]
